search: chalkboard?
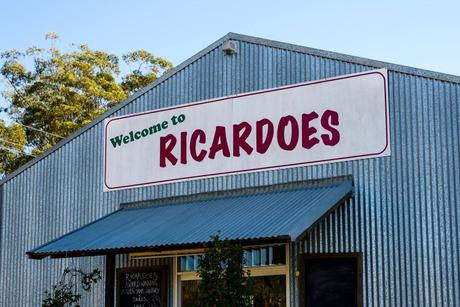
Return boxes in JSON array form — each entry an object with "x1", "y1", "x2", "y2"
[
  {"x1": 117, "y1": 266, "x2": 168, "y2": 307},
  {"x1": 304, "y1": 257, "x2": 358, "y2": 307}
]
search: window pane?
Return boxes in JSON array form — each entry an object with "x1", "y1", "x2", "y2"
[
  {"x1": 271, "y1": 246, "x2": 286, "y2": 265},
  {"x1": 181, "y1": 280, "x2": 200, "y2": 307},
  {"x1": 178, "y1": 255, "x2": 202, "y2": 272},
  {"x1": 252, "y1": 275, "x2": 286, "y2": 307},
  {"x1": 177, "y1": 246, "x2": 286, "y2": 271}
]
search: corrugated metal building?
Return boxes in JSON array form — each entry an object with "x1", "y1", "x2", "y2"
[{"x1": 0, "y1": 33, "x2": 459, "y2": 306}]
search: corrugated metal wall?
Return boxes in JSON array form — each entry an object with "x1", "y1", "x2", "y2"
[{"x1": 0, "y1": 35, "x2": 459, "y2": 306}]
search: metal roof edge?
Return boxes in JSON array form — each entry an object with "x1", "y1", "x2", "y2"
[
  {"x1": 27, "y1": 236, "x2": 290, "y2": 259},
  {"x1": 0, "y1": 32, "x2": 234, "y2": 186},
  {"x1": 291, "y1": 181, "x2": 353, "y2": 240},
  {"x1": 26, "y1": 207, "x2": 124, "y2": 256},
  {"x1": 227, "y1": 32, "x2": 460, "y2": 84}
]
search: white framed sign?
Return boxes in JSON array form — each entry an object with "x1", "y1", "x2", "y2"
[{"x1": 104, "y1": 69, "x2": 389, "y2": 191}]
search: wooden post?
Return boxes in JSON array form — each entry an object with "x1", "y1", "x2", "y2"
[{"x1": 105, "y1": 254, "x2": 115, "y2": 307}]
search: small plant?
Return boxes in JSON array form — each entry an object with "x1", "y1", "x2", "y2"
[
  {"x1": 197, "y1": 234, "x2": 253, "y2": 307},
  {"x1": 42, "y1": 267, "x2": 102, "y2": 307}
]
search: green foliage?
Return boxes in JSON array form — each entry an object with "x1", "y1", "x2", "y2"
[
  {"x1": 42, "y1": 267, "x2": 102, "y2": 307},
  {"x1": 197, "y1": 234, "x2": 253, "y2": 307},
  {"x1": 0, "y1": 33, "x2": 172, "y2": 175},
  {"x1": 0, "y1": 121, "x2": 31, "y2": 174},
  {"x1": 121, "y1": 50, "x2": 172, "y2": 95}
]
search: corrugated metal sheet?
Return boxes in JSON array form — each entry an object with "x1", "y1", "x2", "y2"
[
  {"x1": 28, "y1": 180, "x2": 352, "y2": 257},
  {"x1": 0, "y1": 33, "x2": 459, "y2": 306}
]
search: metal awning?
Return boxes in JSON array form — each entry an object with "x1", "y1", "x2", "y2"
[{"x1": 27, "y1": 179, "x2": 352, "y2": 259}]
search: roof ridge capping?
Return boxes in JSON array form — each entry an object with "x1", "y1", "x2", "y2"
[
  {"x1": 227, "y1": 32, "x2": 460, "y2": 84},
  {"x1": 121, "y1": 175, "x2": 354, "y2": 209},
  {"x1": 2, "y1": 32, "x2": 459, "y2": 185}
]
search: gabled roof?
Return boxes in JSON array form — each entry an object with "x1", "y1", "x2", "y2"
[{"x1": 2, "y1": 32, "x2": 460, "y2": 185}]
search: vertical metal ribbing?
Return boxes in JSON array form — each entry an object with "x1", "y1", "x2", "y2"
[{"x1": 0, "y1": 39, "x2": 459, "y2": 306}]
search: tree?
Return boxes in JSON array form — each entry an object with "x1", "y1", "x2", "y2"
[
  {"x1": 42, "y1": 267, "x2": 102, "y2": 307},
  {"x1": 197, "y1": 234, "x2": 253, "y2": 307},
  {"x1": 0, "y1": 33, "x2": 172, "y2": 175},
  {"x1": 0, "y1": 121, "x2": 28, "y2": 173},
  {"x1": 121, "y1": 50, "x2": 172, "y2": 95}
]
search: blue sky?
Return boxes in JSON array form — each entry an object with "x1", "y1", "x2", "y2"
[{"x1": 1, "y1": 0, "x2": 459, "y2": 117}]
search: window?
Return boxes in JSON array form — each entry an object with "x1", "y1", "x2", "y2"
[
  {"x1": 299, "y1": 253, "x2": 362, "y2": 307},
  {"x1": 252, "y1": 275, "x2": 286, "y2": 307},
  {"x1": 176, "y1": 245, "x2": 289, "y2": 307},
  {"x1": 180, "y1": 276, "x2": 287, "y2": 307}
]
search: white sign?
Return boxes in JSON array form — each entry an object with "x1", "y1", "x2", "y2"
[{"x1": 104, "y1": 69, "x2": 389, "y2": 191}]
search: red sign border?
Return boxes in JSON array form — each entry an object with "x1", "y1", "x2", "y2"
[{"x1": 104, "y1": 70, "x2": 389, "y2": 191}]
